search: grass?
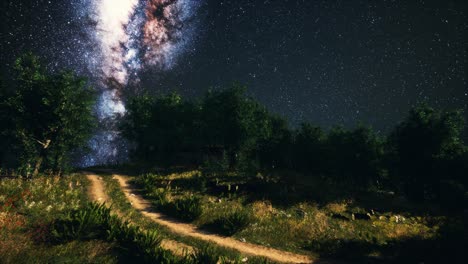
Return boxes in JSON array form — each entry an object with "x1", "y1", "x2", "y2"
[
  {"x1": 129, "y1": 169, "x2": 461, "y2": 262},
  {"x1": 201, "y1": 208, "x2": 252, "y2": 236},
  {"x1": 0, "y1": 173, "x2": 117, "y2": 263},
  {"x1": 3, "y1": 169, "x2": 456, "y2": 263},
  {"x1": 97, "y1": 172, "x2": 275, "y2": 263},
  {"x1": 0, "y1": 172, "x2": 273, "y2": 263}
]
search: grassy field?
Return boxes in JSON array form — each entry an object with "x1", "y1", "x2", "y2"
[
  {"x1": 0, "y1": 174, "x2": 117, "y2": 263},
  {"x1": 131, "y1": 169, "x2": 465, "y2": 263},
  {"x1": 98, "y1": 172, "x2": 276, "y2": 263},
  {"x1": 0, "y1": 173, "x2": 273, "y2": 263},
  {"x1": 1, "y1": 170, "x2": 464, "y2": 263}
]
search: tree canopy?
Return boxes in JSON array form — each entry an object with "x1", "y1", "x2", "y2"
[
  {"x1": 0, "y1": 53, "x2": 97, "y2": 176},
  {"x1": 121, "y1": 87, "x2": 467, "y2": 203}
]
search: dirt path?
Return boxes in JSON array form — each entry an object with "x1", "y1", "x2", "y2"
[
  {"x1": 111, "y1": 174, "x2": 314, "y2": 264},
  {"x1": 85, "y1": 172, "x2": 193, "y2": 256},
  {"x1": 85, "y1": 173, "x2": 110, "y2": 204}
]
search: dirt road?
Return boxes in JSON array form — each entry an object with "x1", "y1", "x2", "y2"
[
  {"x1": 109, "y1": 174, "x2": 314, "y2": 263},
  {"x1": 85, "y1": 173, "x2": 194, "y2": 256}
]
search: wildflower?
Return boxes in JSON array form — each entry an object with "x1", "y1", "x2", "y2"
[
  {"x1": 28, "y1": 201, "x2": 36, "y2": 208},
  {"x1": 46, "y1": 205, "x2": 53, "y2": 212}
]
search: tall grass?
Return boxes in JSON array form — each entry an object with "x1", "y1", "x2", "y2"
[
  {"x1": 157, "y1": 195, "x2": 203, "y2": 222},
  {"x1": 203, "y1": 209, "x2": 252, "y2": 236}
]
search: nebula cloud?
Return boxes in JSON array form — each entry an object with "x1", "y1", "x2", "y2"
[{"x1": 79, "y1": 0, "x2": 200, "y2": 166}]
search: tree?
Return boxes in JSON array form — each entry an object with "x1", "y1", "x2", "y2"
[
  {"x1": 122, "y1": 92, "x2": 201, "y2": 166},
  {"x1": 388, "y1": 105, "x2": 467, "y2": 201},
  {"x1": 256, "y1": 115, "x2": 293, "y2": 172},
  {"x1": 322, "y1": 126, "x2": 385, "y2": 189},
  {"x1": 0, "y1": 53, "x2": 96, "y2": 176},
  {"x1": 201, "y1": 84, "x2": 269, "y2": 168},
  {"x1": 292, "y1": 123, "x2": 327, "y2": 175}
]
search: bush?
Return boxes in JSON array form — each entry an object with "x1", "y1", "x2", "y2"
[
  {"x1": 50, "y1": 202, "x2": 175, "y2": 263},
  {"x1": 159, "y1": 195, "x2": 203, "y2": 222},
  {"x1": 149, "y1": 187, "x2": 170, "y2": 206},
  {"x1": 188, "y1": 245, "x2": 221, "y2": 264},
  {"x1": 50, "y1": 202, "x2": 113, "y2": 242},
  {"x1": 204, "y1": 209, "x2": 252, "y2": 236},
  {"x1": 136, "y1": 173, "x2": 164, "y2": 191}
]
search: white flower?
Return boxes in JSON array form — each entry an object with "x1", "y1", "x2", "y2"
[{"x1": 46, "y1": 205, "x2": 53, "y2": 212}]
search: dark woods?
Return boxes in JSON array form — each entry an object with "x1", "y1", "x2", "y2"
[{"x1": 122, "y1": 84, "x2": 468, "y2": 206}]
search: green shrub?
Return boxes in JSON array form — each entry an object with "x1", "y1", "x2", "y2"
[
  {"x1": 50, "y1": 202, "x2": 112, "y2": 242},
  {"x1": 204, "y1": 209, "x2": 251, "y2": 236},
  {"x1": 159, "y1": 195, "x2": 203, "y2": 222},
  {"x1": 50, "y1": 202, "x2": 175, "y2": 263},
  {"x1": 149, "y1": 187, "x2": 170, "y2": 206},
  {"x1": 136, "y1": 173, "x2": 164, "y2": 191},
  {"x1": 188, "y1": 245, "x2": 221, "y2": 264}
]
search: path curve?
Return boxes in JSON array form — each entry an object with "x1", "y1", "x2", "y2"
[
  {"x1": 85, "y1": 172, "x2": 193, "y2": 256},
  {"x1": 112, "y1": 174, "x2": 314, "y2": 264}
]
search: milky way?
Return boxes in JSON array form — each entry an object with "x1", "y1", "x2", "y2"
[{"x1": 80, "y1": 0, "x2": 201, "y2": 166}]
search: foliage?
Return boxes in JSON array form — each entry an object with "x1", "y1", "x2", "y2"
[
  {"x1": 388, "y1": 105, "x2": 467, "y2": 201},
  {"x1": 204, "y1": 209, "x2": 252, "y2": 236},
  {"x1": 200, "y1": 84, "x2": 272, "y2": 168},
  {"x1": 121, "y1": 92, "x2": 202, "y2": 166},
  {"x1": 123, "y1": 85, "x2": 467, "y2": 206},
  {"x1": 50, "y1": 202, "x2": 113, "y2": 242},
  {"x1": 0, "y1": 175, "x2": 118, "y2": 263},
  {"x1": 156, "y1": 195, "x2": 203, "y2": 222},
  {"x1": 326, "y1": 125, "x2": 386, "y2": 188},
  {"x1": 121, "y1": 84, "x2": 273, "y2": 169},
  {"x1": 50, "y1": 202, "x2": 181, "y2": 263},
  {"x1": 188, "y1": 245, "x2": 221, "y2": 264},
  {"x1": 0, "y1": 53, "x2": 96, "y2": 176}
]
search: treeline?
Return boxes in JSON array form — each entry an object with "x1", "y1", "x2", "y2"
[
  {"x1": 122, "y1": 85, "x2": 468, "y2": 204},
  {"x1": 0, "y1": 54, "x2": 96, "y2": 176},
  {"x1": 0, "y1": 54, "x2": 466, "y2": 204}
]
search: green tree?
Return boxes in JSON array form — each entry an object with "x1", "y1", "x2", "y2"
[
  {"x1": 201, "y1": 84, "x2": 269, "y2": 168},
  {"x1": 122, "y1": 92, "x2": 201, "y2": 166},
  {"x1": 0, "y1": 53, "x2": 96, "y2": 176},
  {"x1": 388, "y1": 105, "x2": 467, "y2": 201},
  {"x1": 256, "y1": 115, "x2": 293, "y2": 172},
  {"x1": 293, "y1": 123, "x2": 327, "y2": 175}
]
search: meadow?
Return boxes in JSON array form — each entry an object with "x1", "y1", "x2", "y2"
[
  {"x1": 130, "y1": 168, "x2": 464, "y2": 263},
  {"x1": 0, "y1": 173, "x2": 276, "y2": 263}
]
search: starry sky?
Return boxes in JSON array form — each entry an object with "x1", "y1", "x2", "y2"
[{"x1": 1, "y1": 0, "x2": 467, "y2": 134}]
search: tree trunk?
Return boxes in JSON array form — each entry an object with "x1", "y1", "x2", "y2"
[{"x1": 31, "y1": 139, "x2": 51, "y2": 178}]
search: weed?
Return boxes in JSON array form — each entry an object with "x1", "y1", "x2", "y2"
[
  {"x1": 159, "y1": 195, "x2": 203, "y2": 222},
  {"x1": 189, "y1": 245, "x2": 221, "y2": 264},
  {"x1": 204, "y1": 209, "x2": 252, "y2": 236}
]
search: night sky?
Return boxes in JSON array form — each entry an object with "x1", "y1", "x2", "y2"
[{"x1": 1, "y1": 0, "x2": 467, "y2": 133}]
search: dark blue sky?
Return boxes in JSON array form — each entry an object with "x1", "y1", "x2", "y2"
[{"x1": 1, "y1": 0, "x2": 467, "y2": 132}]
